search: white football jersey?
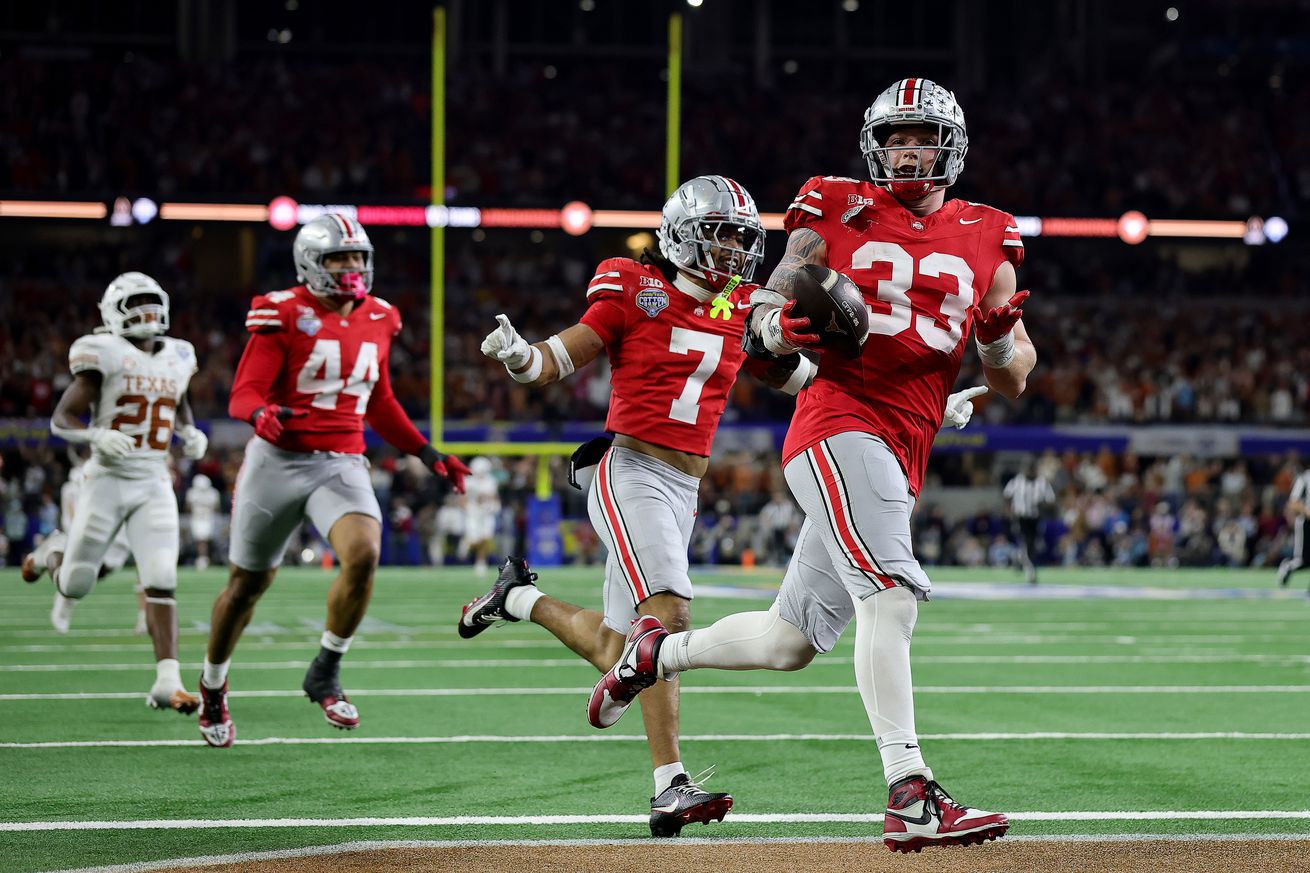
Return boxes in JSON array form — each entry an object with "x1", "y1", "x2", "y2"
[
  {"x1": 463, "y1": 473, "x2": 501, "y2": 516},
  {"x1": 68, "y1": 332, "x2": 198, "y2": 478}
]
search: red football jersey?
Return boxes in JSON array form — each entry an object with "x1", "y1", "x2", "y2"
[
  {"x1": 579, "y1": 258, "x2": 754, "y2": 457},
  {"x1": 233, "y1": 285, "x2": 406, "y2": 453},
  {"x1": 781, "y1": 176, "x2": 1024, "y2": 494}
]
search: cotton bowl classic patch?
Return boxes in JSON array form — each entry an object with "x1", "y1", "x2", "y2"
[{"x1": 635, "y1": 287, "x2": 669, "y2": 318}]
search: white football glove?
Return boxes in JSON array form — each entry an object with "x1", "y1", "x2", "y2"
[
  {"x1": 91, "y1": 427, "x2": 136, "y2": 459},
  {"x1": 176, "y1": 424, "x2": 208, "y2": 460},
  {"x1": 480, "y1": 314, "x2": 532, "y2": 369},
  {"x1": 942, "y1": 386, "x2": 988, "y2": 430}
]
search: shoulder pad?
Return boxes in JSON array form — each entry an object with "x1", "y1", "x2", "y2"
[
  {"x1": 586, "y1": 257, "x2": 646, "y2": 300},
  {"x1": 68, "y1": 334, "x2": 118, "y2": 376},
  {"x1": 783, "y1": 175, "x2": 869, "y2": 234},
  {"x1": 999, "y1": 211, "x2": 1024, "y2": 267},
  {"x1": 371, "y1": 297, "x2": 403, "y2": 333},
  {"x1": 245, "y1": 291, "x2": 293, "y2": 333}
]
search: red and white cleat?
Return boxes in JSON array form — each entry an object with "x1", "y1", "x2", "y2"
[
  {"x1": 198, "y1": 679, "x2": 235, "y2": 748},
  {"x1": 303, "y1": 659, "x2": 360, "y2": 730},
  {"x1": 587, "y1": 614, "x2": 666, "y2": 729},
  {"x1": 883, "y1": 775, "x2": 1009, "y2": 852}
]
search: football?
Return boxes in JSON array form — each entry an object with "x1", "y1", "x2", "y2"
[{"x1": 791, "y1": 264, "x2": 870, "y2": 358}]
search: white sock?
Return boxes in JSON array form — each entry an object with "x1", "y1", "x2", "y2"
[
  {"x1": 320, "y1": 630, "x2": 352, "y2": 654},
  {"x1": 653, "y1": 762, "x2": 684, "y2": 795},
  {"x1": 853, "y1": 586, "x2": 932, "y2": 786},
  {"x1": 504, "y1": 584, "x2": 544, "y2": 621},
  {"x1": 657, "y1": 605, "x2": 814, "y2": 678},
  {"x1": 52, "y1": 593, "x2": 75, "y2": 618},
  {"x1": 202, "y1": 658, "x2": 230, "y2": 690},
  {"x1": 155, "y1": 658, "x2": 181, "y2": 686}
]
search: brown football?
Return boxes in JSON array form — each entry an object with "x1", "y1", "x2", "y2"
[{"x1": 791, "y1": 264, "x2": 869, "y2": 358}]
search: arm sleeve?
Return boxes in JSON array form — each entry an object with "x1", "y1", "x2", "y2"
[
  {"x1": 783, "y1": 176, "x2": 832, "y2": 237},
  {"x1": 364, "y1": 358, "x2": 428, "y2": 455},
  {"x1": 228, "y1": 331, "x2": 287, "y2": 423}
]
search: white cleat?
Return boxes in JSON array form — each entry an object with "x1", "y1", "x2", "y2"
[
  {"x1": 22, "y1": 529, "x2": 67, "y2": 583},
  {"x1": 133, "y1": 610, "x2": 149, "y2": 635},
  {"x1": 147, "y1": 679, "x2": 200, "y2": 715}
]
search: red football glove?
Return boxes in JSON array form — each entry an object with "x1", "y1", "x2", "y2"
[
  {"x1": 419, "y1": 446, "x2": 470, "y2": 493},
  {"x1": 778, "y1": 299, "x2": 822, "y2": 349},
  {"x1": 251, "y1": 405, "x2": 306, "y2": 442},
  {"x1": 970, "y1": 290, "x2": 1030, "y2": 345}
]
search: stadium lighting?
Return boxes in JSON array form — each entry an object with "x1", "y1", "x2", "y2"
[
  {"x1": 1165, "y1": 7, "x2": 1179, "y2": 21},
  {"x1": 686, "y1": 0, "x2": 703, "y2": 7},
  {"x1": 131, "y1": 197, "x2": 158, "y2": 225},
  {"x1": 1265, "y1": 216, "x2": 1289, "y2": 243},
  {"x1": 1117, "y1": 211, "x2": 1149, "y2": 245}
]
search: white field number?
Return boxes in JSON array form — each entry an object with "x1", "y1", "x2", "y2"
[
  {"x1": 667, "y1": 327, "x2": 724, "y2": 425},
  {"x1": 850, "y1": 241, "x2": 975, "y2": 353},
  {"x1": 296, "y1": 339, "x2": 379, "y2": 412}
]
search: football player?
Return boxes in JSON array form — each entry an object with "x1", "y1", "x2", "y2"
[
  {"x1": 185, "y1": 473, "x2": 221, "y2": 570},
  {"x1": 20, "y1": 272, "x2": 208, "y2": 713},
  {"x1": 590, "y1": 79, "x2": 1033, "y2": 853},
  {"x1": 460, "y1": 457, "x2": 501, "y2": 577},
  {"x1": 1276, "y1": 465, "x2": 1309, "y2": 589},
  {"x1": 198, "y1": 214, "x2": 470, "y2": 748},
  {"x1": 463, "y1": 176, "x2": 812, "y2": 836}
]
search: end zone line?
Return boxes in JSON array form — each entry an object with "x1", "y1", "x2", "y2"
[
  {"x1": 8, "y1": 811, "x2": 1310, "y2": 832},
  {"x1": 43, "y1": 835, "x2": 1310, "y2": 873},
  {"x1": 3, "y1": 685, "x2": 1309, "y2": 701},
  {"x1": 4, "y1": 731, "x2": 1310, "y2": 750}
]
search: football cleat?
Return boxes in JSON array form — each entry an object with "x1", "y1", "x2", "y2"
[
  {"x1": 882, "y1": 775, "x2": 1009, "y2": 852},
  {"x1": 197, "y1": 679, "x2": 235, "y2": 748},
  {"x1": 587, "y1": 614, "x2": 666, "y2": 729},
  {"x1": 21, "y1": 529, "x2": 66, "y2": 583},
  {"x1": 303, "y1": 658, "x2": 359, "y2": 730},
  {"x1": 649, "y1": 768, "x2": 733, "y2": 838},
  {"x1": 458, "y1": 555, "x2": 538, "y2": 639},
  {"x1": 147, "y1": 679, "x2": 200, "y2": 715}
]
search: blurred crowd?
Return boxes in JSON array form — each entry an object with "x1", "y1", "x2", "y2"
[
  {"x1": 1, "y1": 441, "x2": 1303, "y2": 574},
  {"x1": 2, "y1": 53, "x2": 1305, "y2": 221}
]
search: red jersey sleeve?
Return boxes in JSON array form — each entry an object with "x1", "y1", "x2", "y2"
[
  {"x1": 578, "y1": 257, "x2": 633, "y2": 344},
  {"x1": 228, "y1": 330, "x2": 288, "y2": 422},
  {"x1": 244, "y1": 291, "x2": 293, "y2": 333},
  {"x1": 364, "y1": 356, "x2": 428, "y2": 455},
  {"x1": 999, "y1": 211, "x2": 1025, "y2": 268}
]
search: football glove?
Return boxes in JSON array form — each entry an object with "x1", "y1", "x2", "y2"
[
  {"x1": 419, "y1": 445, "x2": 471, "y2": 494},
  {"x1": 480, "y1": 314, "x2": 533, "y2": 369},
  {"x1": 942, "y1": 386, "x2": 988, "y2": 430},
  {"x1": 91, "y1": 428, "x2": 136, "y2": 459},
  {"x1": 760, "y1": 299, "x2": 822, "y2": 355},
  {"x1": 251, "y1": 405, "x2": 305, "y2": 442},
  {"x1": 176, "y1": 424, "x2": 208, "y2": 460},
  {"x1": 970, "y1": 290, "x2": 1030, "y2": 345}
]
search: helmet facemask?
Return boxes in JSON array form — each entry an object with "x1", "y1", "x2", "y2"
[
  {"x1": 863, "y1": 121, "x2": 964, "y2": 200},
  {"x1": 293, "y1": 213, "x2": 376, "y2": 301},
  {"x1": 680, "y1": 218, "x2": 765, "y2": 286},
  {"x1": 317, "y1": 250, "x2": 375, "y2": 301}
]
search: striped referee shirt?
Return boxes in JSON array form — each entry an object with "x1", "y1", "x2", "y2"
[
  {"x1": 1292, "y1": 471, "x2": 1310, "y2": 511},
  {"x1": 1004, "y1": 474, "x2": 1055, "y2": 519}
]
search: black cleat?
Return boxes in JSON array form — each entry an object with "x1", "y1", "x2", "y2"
[
  {"x1": 649, "y1": 769, "x2": 733, "y2": 838},
  {"x1": 302, "y1": 657, "x2": 359, "y2": 730},
  {"x1": 458, "y1": 556, "x2": 538, "y2": 639}
]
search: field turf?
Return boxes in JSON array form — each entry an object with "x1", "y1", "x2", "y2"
[{"x1": 1, "y1": 563, "x2": 1308, "y2": 871}]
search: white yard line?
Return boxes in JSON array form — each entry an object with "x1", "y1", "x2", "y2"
[
  {"x1": 5, "y1": 653, "x2": 1310, "y2": 671},
  {"x1": 4, "y1": 731, "x2": 1309, "y2": 750},
  {"x1": 3, "y1": 684, "x2": 1308, "y2": 702},
  {"x1": 41, "y1": 833, "x2": 1310, "y2": 873},
  {"x1": 8, "y1": 811, "x2": 1310, "y2": 833}
]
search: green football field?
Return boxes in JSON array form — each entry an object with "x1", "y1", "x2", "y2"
[{"x1": 1, "y1": 563, "x2": 1308, "y2": 872}]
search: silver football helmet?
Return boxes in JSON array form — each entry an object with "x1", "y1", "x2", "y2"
[
  {"x1": 860, "y1": 78, "x2": 968, "y2": 197},
  {"x1": 657, "y1": 175, "x2": 766, "y2": 287},
  {"x1": 99, "y1": 272, "x2": 169, "y2": 338},
  {"x1": 293, "y1": 213, "x2": 375, "y2": 300}
]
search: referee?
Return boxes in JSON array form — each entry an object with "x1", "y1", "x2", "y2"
[
  {"x1": 1004, "y1": 462, "x2": 1055, "y2": 585},
  {"x1": 1276, "y1": 468, "x2": 1309, "y2": 589}
]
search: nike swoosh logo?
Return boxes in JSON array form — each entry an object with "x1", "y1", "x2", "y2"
[
  {"x1": 959, "y1": 217, "x2": 983, "y2": 225},
  {"x1": 886, "y1": 803, "x2": 934, "y2": 826},
  {"x1": 736, "y1": 302, "x2": 753, "y2": 310},
  {"x1": 369, "y1": 312, "x2": 388, "y2": 320},
  {"x1": 652, "y1": 802, "x2": 681, "y2": 814}
]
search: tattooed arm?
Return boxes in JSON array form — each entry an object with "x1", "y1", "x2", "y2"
[
  {"x1": 762, "y1": 227, "x2": 828, "y2": 297},
  {"x1": 746, "y1": 228, "x2": 829, "y2": 354}
]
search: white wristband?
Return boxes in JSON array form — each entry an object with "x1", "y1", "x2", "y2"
[
  {"x1": 976, "y1": 332, "x2": 1016, "y2": 369},
  {"x1": 544, "y1": 334, "x2": 575, "y2": 378},
  {"x1": 507, "y1": 346, "x2": 543, "y2": 383},
  {"x1": 780, "y1": 356, "x2": 816, "y2": 395},
  {"x1": 762, "y1": 308, "x2": 802, "y2": 356}
]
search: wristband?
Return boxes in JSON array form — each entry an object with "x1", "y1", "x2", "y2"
[
  {"x1": 976, "y1": 332, "x2": 1016, "y2": 369},
  {"x1": 780, "y1": 356, "x2": 816, "y2": 395},
  {"x1": 507, "y1": 346, "x2": 543, "y2": 383},
  {"x1": 762, "y1": 308, "x2": 802, "y2": 356},
  {"x1": 544, "y1": 335, "x2": 575, "y2": 378}
]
